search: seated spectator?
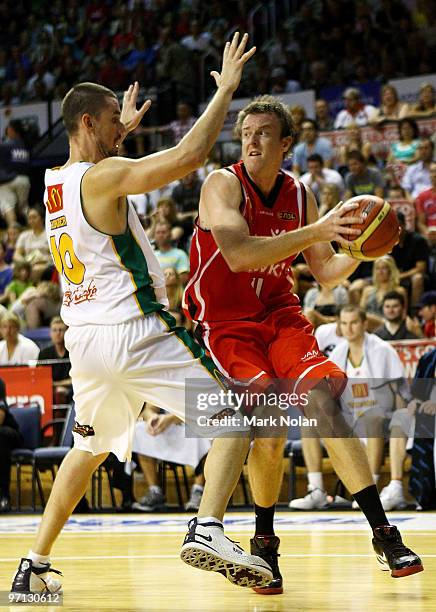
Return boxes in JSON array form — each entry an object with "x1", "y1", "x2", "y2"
[
  {"x1": 0, "y1": 312, "x2": 39, "y2": 364},
  {"x1": 388, "y1": 118, "x2": 420, "y2": 165},
  {"x1": 303, "y1": 282, "x2": 349, "y2": 328},
  {"x1": 132, "y1": 404, "x2": 209, "y2": 512},
  {"x1": 181, "y1": 19, "x2": 212, "y2": 54},
  {"x1": 416, "y1": 291, "x2": 436, "y2": 338},
  {"x1": 38, "y1": 316, "x2": 72, "y2": 404},
  {"x1": 3, "y1": 222, "x2": 21, "y2": 264},
  {"x1": 374, "y1": 290, "x2": 420, "y2": 341},
  {"x1": 291, "y1": 120, "x2": 333, "y2": 176},
  {"x1": 290, "y1": 306, "x2": 407, "y2": 511},
  {"x1": 360, "y1": 255, "x2": 408, "y2": 320},
  {"x1": 146, "y1": 198, "x2": 184, "y2": 244},
  {"x1": 370, "y1": 84, "x2": 410, "y2": 123},
  {"x1": 318, "y1": 183, "x2": 340, "y2": 217},
  {"x1": 0, "y1": 243, "x2": 13, "y2": 302},
  {"x1": 171, "y1": 170, "x2": 203, "y2": 222},
  {"x1": 269, "y1": 66, "x2": 301, "y2": 94},
  {"x1": 13, "y1": 207, "x2": 51, "y2": 281},
  {"x1": 315, "y1": 98, "x2": 334, "y2": 131},
  {"x1": 164, "y1": 267, "x2": 184, "y2": 325},
  {"x1": 344, "y1": 150, "x2": 385, "y2": 200},
  {"x1": 392, "y1": 212, "x2": 429, "y2": 307},
  {"x1": 289, "y1": 104, "x2": 306, "y2": 145},
  {"x1": 415, "y1": 161, "x2": 436, "y2": 240},
  {"x1": 401, "y1": 139, "x2": 433, "y2": 199},
  {"x1": 23, "y1": 281, "x2": 61, "y2": 329},
  {"x1": 0, "y1": 378, "x2": 23, "y2": 512},
  {"x1": 409, "y1": 82, "x2": 436, "y2": 117},
  {"x1": 337, "y1": 124, "x2": 374, "y2": 173},
  {"x1": 409, "y1": 348, "x2": 436, "y2": 511},
  {"x1": 144, "y1": 101, "x2": 197, "y2": 145},
  {"x1": 0, "y1": 120, "x2": 30, "y2": 227},
  {"x1": 2, "y1": 260, "x2": 33, "y2": 307},
  {"x1": 334, "y1": 87, "x2": 377, "y2": 129},
  {"x1": 300, "y1": 154, "x2": 344, "y2": 201},
  {"x1": 153, "y1": 222, "x2": 189, "y2": 284}
]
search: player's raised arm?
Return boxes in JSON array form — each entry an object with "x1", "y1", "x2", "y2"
[
  {"x1": 202, "y1": 171, "x2": 363, "y2": 273},
  {"x1": 88, "y1": 33, "x2": 256, "y2": 198}
]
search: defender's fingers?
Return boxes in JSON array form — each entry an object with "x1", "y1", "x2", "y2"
[{"x1": 240, "y1": 45, "x2": 256, "y2": 63}]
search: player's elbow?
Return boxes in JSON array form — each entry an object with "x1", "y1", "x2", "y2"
[{"x1": 223, "y1": 251, "x2": 249, "y2": 273}]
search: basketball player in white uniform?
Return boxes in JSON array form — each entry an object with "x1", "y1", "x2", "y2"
[{"x1": 11, "y1": 33, "x2": 274, "y2": 595}]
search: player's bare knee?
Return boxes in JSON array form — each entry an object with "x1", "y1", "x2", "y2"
[{"x1": 253, "y1": 436, "x2": 285, "y2": 458}]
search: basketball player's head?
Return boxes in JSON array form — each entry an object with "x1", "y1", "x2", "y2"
[
  {"x1": 234, "y1": 95, "x2": 294, "y2": 170},
  {"x1": 62, "y1": 83, "x2": 122, "y2": 160},
  {"x1": 339, "y1": 305, "x2": 367, "y2": 344}
]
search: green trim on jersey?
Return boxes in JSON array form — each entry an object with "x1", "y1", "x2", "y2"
[
  {"x1": 112, "y1": 228, "x2": 164, "y2": 316},
  {"x1": 157, "y1": 310, "x2": 228, "y2": 390}
]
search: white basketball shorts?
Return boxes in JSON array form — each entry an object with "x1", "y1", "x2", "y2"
[{"x1": 65, "y1": 311, "x2": 248, "y2": 461}]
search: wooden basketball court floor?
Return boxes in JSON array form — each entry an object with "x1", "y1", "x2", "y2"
[{"x1": 0, "y1": 511, "x2": 435, "y2": 611}]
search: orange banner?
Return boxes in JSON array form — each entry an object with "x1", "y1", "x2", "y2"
[
  {"x1": 0, "y1": 366, "x2": 53, "y2": 425},
  {"x1": 390, "y1": 339, "x2": 436, "y2": 380}
]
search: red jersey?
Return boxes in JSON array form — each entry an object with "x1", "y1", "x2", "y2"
[{"x1": 183, "y1": 161, "x2": 307, "y2": 323}]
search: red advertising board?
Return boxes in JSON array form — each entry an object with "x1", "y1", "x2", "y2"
[
  {"x1": 0, "y1": 366, "x2": 53, "y2": 425},
  {"x1": 390, "y1": 338, "x2": 436, "y2": 380}
]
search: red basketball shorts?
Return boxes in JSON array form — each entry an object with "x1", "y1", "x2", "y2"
[{"x1": 200, "y1": 306, "x2": 346, "y2": 400}]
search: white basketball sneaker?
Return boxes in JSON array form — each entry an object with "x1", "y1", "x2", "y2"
[
  {"x1": 379, "y1": 482, "x2": 408, "y2": 511},
  {"x1": 289, "y1": 487, "x2": 329, "y2": 510},
  {"x1": 11, "y1": 558, "x2": 62, "y2": 594},
  {"x1": 180, "y1": 518, "x2": 273, "y2": 588}
]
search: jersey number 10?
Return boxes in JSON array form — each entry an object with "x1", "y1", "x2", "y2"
[{"x1": 50, "y1": 233, "x2": 86, "y2": 285}]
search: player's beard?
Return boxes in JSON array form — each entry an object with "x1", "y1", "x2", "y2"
[{"x1": 96, "y1": 138, "x2": 118, "y2": 159}]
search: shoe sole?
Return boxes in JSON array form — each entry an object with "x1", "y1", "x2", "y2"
[
  {"x1": 252, "y1": 585, "x2": 283, "y2": 595},
  {"x1": 180, "y1": 545, "x2": 272, "y2": 588},
  {"x1": 376, "y1": 555, "x2": 424, "y2": 577}
]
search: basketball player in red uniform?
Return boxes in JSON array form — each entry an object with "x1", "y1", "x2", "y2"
[{"x1": 184, "y1": 96, "x2": 422, "y2": 593}]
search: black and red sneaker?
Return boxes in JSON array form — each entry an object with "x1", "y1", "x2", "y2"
[
  {"x1": 250, "y1": 535, "x2": 283, "y2": 594},
  {"x1": 372, "y1": 526, "x2": 424, "y2": 578}
]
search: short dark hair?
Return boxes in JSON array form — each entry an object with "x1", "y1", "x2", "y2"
[
  {"x1": 347, "y1": 150, "x2": 365, "y2": 164},
  {"x1": 62, "y1": 82, "x2": 117, "y2": 136},
  {"x1": 307, "y1": 153, "x2": 324, "y2": 166},
  {"x1": 383, "y1": 290, "x2": 405, "y2": 307},
  {"x1": 302, "y1": 118, "x2": 318, "y2": 131},
  {"x1": 233, "y1": 95, "x2": 295, "y2": 140},
  {"x1": 398, "y1": 117, "x2": 419, "y2": 140}
]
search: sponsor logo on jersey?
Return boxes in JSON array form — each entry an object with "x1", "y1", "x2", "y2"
[
  {"x1": 302, "y1": 349, "x2": 319, "y2": 361},
  {"x1": 63, "y1": 279, "x2": 98, "y2": 307},
  {"x1": 50, "y1": 215, "x2": 67, "y2": 230},
  {"x1": 73, "y1": 422, "x2": 95, "y2": 437},
  {"x1": 278, "y1": 211, "x2": 296, "y2": 220},
  {"x1": 270, "y1": 228, "x2": 286, "y2": 236},
  {"x1": 259, "y1": 210, "x2": 274, "y2": 216},
  {"x1": 46, "y1": 184, "x2": 64, "y2": 213}
]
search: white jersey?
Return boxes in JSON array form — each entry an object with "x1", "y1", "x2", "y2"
[{"x1": 44, "y1": 162, "x2": 168, "y2": 326}]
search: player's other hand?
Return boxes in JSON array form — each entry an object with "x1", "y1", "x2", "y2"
[
  {"x1": 121, "y1": 81, "x2": 152, "y2": 134},
  {"x1": 210, "y1": 32, "x2": 256, "y2": 94},
  {"x1": 315, "y1": 200, "x2": 364, "y2": 245}
]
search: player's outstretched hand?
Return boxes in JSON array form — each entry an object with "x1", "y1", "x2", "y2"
[
  {"x1": 315, "y1": 200, "x2": 363, "y2": 245},
  {"x1": 210, "y1": 32, "x2": 256, "y2": 94},
  {"x1": 121, "y1": 81, "x2": 152, "y2": 134}
]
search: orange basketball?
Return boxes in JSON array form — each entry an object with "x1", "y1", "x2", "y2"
[{"x1": 339, "y1": 195, "x2": 400, "y2": 261}]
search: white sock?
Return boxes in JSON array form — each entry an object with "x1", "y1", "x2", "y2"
[
  {"x1": 308, "y1": 472, "x2": 324, "y2": 491},
  {"x1": 197, "y1": 516, "x2": 223, "y2": 527},
  {"x1": 390, "y1": 479, "x2": 403, "y2": 492},
  {"x1": 27, "y1": 551, "x2": 50, "y2": 568},
  {"x1": 149, "y1": 485, "x2": 162, "y2": 495},
  {"x1": 192, "y1": 484, "x2": 204, "y2": 493},
  {"x1": 372, "y1": 474, "x2": 380, "y2": 485}
]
